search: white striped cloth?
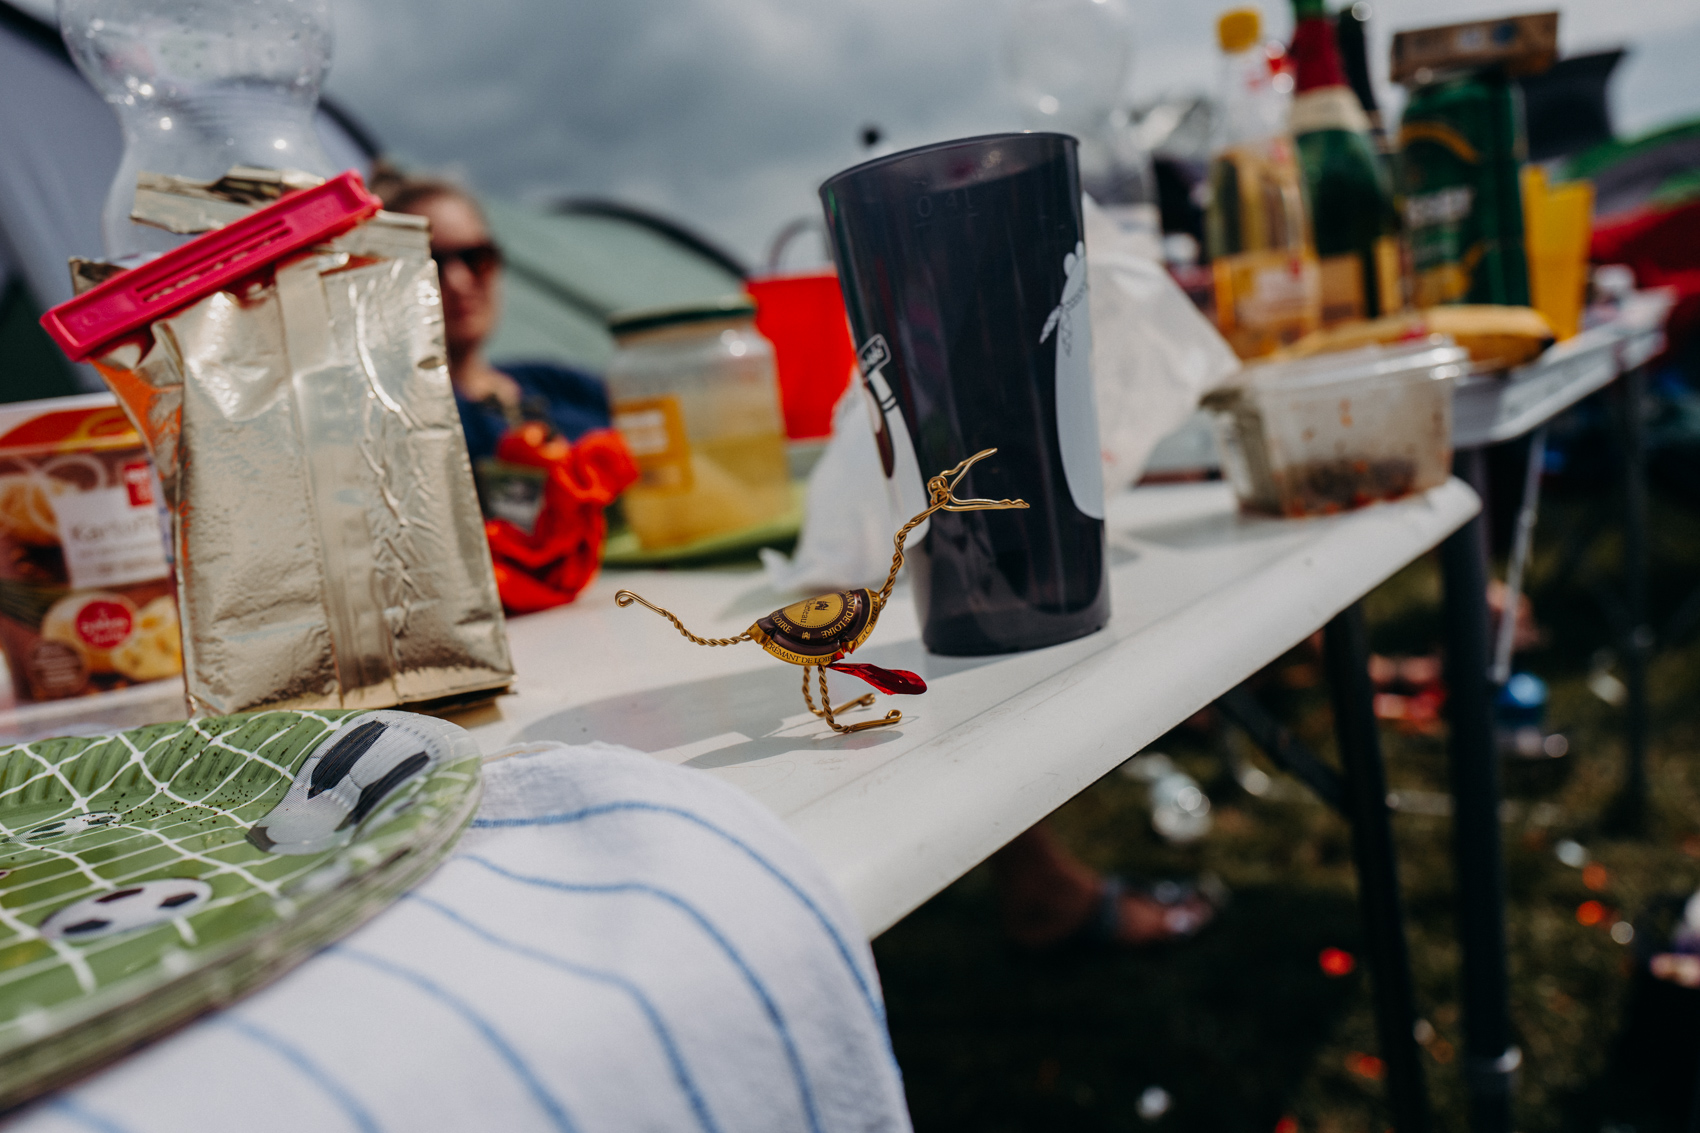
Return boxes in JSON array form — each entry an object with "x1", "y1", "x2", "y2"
[{"x1": 6, "y1": 741, "x2": 911, "y2": 1133}]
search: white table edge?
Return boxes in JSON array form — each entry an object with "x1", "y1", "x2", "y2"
[{"x1": 801, "y1": 478, "x2": 1481, "y2": 936}]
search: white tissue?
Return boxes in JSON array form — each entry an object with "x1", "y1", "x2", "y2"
[
  {"x1": 759, "y1": 384, "x2": 900, "y2": 593},
  {"x1": 1082, "y1": 194, "x2": 1241, "y2": 494}
]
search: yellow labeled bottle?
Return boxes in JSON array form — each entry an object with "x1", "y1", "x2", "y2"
[{"x1": 1206, "y1": 7, "x2": 1323, "y2": 359}]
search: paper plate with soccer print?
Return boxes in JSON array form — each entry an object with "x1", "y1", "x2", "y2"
[{"x1": 0, "y1": 709, "x2": 482, "y2": 1109}]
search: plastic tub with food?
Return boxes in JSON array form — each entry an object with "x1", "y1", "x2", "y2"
[{"x1": 1203, "y1": 338, "x2": 1468, "y2": 517}]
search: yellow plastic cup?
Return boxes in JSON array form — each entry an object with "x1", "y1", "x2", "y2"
[{"x1": 1522, "y1": 166, "x2": 1593, "y2": 341}]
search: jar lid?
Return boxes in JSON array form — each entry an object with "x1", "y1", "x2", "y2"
[
  {"x1": 1204, "y1": 337, "x2": 1470, "y2": 410},
  {"x1": 607, "y1": 295, "x2": 757, "y2": 337}
]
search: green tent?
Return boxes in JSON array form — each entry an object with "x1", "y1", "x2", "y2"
[{"x1": 481, "y1": 198, "x2": 749, "y2": 373}]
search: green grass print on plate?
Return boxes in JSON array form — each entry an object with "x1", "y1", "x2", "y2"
[{"x1": 0, "y1": 709, "x2": 483, "y2": 1109}]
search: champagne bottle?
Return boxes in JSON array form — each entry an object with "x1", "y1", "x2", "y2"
[
  {"x1": 1334, "y1": 1, "x2": 1382, "y2": 135},
  {"x1": 1288, "y1": 0, "x2": 1405, "y2": 323},
  {"x1": 1205, "y1": 7, "x2": 1322, "y2": 359}
]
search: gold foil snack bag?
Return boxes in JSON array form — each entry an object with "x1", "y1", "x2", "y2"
[{"x1": 84, "y1": 172, "x2": 513, "y2": 716}]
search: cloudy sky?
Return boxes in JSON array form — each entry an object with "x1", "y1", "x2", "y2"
[{"x1": 21, "y1": 0, "x2": 1700, "y2": 265}]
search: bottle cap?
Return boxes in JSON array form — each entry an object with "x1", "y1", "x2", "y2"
[{"x1": 1218, "y1": 8, "x2": 1263, "y2": 53}]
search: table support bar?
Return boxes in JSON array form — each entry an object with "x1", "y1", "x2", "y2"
[
  {"x1": 1608, "y1": 364, "x2": 1651, "y2": 833},
  {"x1": 1216, "y1": 684, "x2": 1346, "y2": 813},
  {"x1": 1323, "y1": 602, "x2": 1431, "y2": 1133},
  {"x1": 1491, "y1": 427, "x2": 1548, "y2": 686},
  {"x1": 1440, "y1": 452, "x2": 1516, "y2": 1133}
]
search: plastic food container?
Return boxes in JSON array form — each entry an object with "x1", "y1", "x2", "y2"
[
  {"x1": 1203, "y1": 338, "x2": 1468, "y2": 516},
  {"x1": 605, "y1": 296, "x2": 792, "y2": 550}
]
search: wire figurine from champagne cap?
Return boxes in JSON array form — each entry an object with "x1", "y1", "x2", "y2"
[{"x1": 616, "y1": 448, "x2": 1028, "y2": 734}]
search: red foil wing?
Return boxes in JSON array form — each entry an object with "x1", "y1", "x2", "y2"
[{"x1": 828, "y1": 662, "x2": 927, "y2": 695}]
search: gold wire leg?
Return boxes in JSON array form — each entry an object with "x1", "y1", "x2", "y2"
[
  {"x1": 803, "y1": 665, "x2": 873, "y2": 718},
  {"x1": 815, "y1": 665, "x2": 901, "y2": 735},
  {"x1": 615, "y1": 590, "x2": 752, "y2": 647}
]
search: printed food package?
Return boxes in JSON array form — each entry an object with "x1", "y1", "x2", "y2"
[{"x1": 0, "y1": 394, "x2": 180, "y2": 702}]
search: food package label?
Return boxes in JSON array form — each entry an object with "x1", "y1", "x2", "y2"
[
  {"x1": 1212, "y1": 249, "x2": 1324, "y2": 359},
  {"x1": 613, "y1": 395, "x2": 694, "y2": 493},
  {"x1": 53, "y1": 469, "x2": 169, "y2": 590}
]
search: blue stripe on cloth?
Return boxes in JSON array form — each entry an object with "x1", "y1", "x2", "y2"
[
  {"x1": 402, "y1": 892, "x2": 721, "y2": 1133},
  {"x1": 456, "y1": 854, "x2": 824, "y2": 1133},
  {"x1": 44, "y1": 1098, "x2": 132, "y2": 1133},
  {"x1": 213, "y1": 1014, "x2": 382, "y2": 1133},
  {"x1": 329, "y1": 946, "x2": 578, "y2": 1133},
  {"x1": 470, "y1": 801, "x2": 884, "y2": 1026}
]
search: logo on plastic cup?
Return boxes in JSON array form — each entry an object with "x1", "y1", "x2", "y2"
[
  {"x1": 855, "y1": 333, "x2": 931, "y2": 536},
  {"x1": 1040, "y1": 241, "x2": 1106, "y2": 520}
]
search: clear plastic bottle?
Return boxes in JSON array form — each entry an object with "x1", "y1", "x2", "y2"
[
  {"x1": 58, "y1": 0, "x2": 336, "y2": 258},
  {"x1": 605, "y1": 298, "x2": 792, "y2": 551},
  {"x1": 1004, "y1": 0, "x2": 1134, "y2": 128},
  {"x1": 1003, "y1": 0, "x2": 1160, "y2": 246},
  {"x1": 1206, "y1": 6, "x2": 1323, "y2": 358},
  {"x1": 1118, "y1": 752, "x2": 1215, "y2": 843},
  {"x1": 1149, "y1": 769, "x2": 1214, "y2": 844}
]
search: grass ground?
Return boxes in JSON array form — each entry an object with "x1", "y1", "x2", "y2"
[{"x1": 872, "y1": 477, "x2": 1700, "y2": 1133}]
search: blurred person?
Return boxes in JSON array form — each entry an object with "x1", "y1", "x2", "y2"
[
  {"x1": 992, "y1": 825, "x2": 1217, "y2": 949},
  {"x1": 376, "y1": 172, "x2": 610, "y2": 461}
]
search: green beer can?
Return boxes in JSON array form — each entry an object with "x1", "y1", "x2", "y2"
[{"x1": 1397, "y1": 70, "x2": 1531, "y2": 307}]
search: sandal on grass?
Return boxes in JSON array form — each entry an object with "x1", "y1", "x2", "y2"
[{"x1": 1069, "y1": 874, "x2": 1226, "y2": 950}]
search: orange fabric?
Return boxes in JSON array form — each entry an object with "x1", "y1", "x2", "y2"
[{"x1": 485, "y1": 424, "x2": 639, "y2": 614}]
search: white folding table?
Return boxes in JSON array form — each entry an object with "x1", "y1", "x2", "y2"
[
  {"x1": 453, "y1": 480, "x2": 1473, "y2": 934},
  {"x1": 447, "y1": 477, "x2": 1479, "y2": 1132},
  {"x1": 1110, "y1": 297, "x2": 1672, "y2": 1133}
]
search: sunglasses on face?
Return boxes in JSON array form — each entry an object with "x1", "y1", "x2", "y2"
[{"x1": 431, "y1": 242, "x2": 503, "y2": 277}]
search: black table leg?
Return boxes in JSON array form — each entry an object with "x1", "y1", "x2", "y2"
[
  {"x1": 1323, "y1": 602, "x2": 1430, "y2": 1133},
  {"x1": 1610, "y1": 363, "x2": 1651, "y2": 833},
  {"x1": 1440, "y1": 448, "x2": 1517, "y2": 1133}
]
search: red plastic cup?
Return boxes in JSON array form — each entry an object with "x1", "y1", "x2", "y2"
[{"x1": 747, "y1": 271, "x2": 857, "y2": 440}]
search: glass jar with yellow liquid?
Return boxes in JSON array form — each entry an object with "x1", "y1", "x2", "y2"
[{"x1": 605, "y1": 298, "x2": 792, "y2": 550}]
